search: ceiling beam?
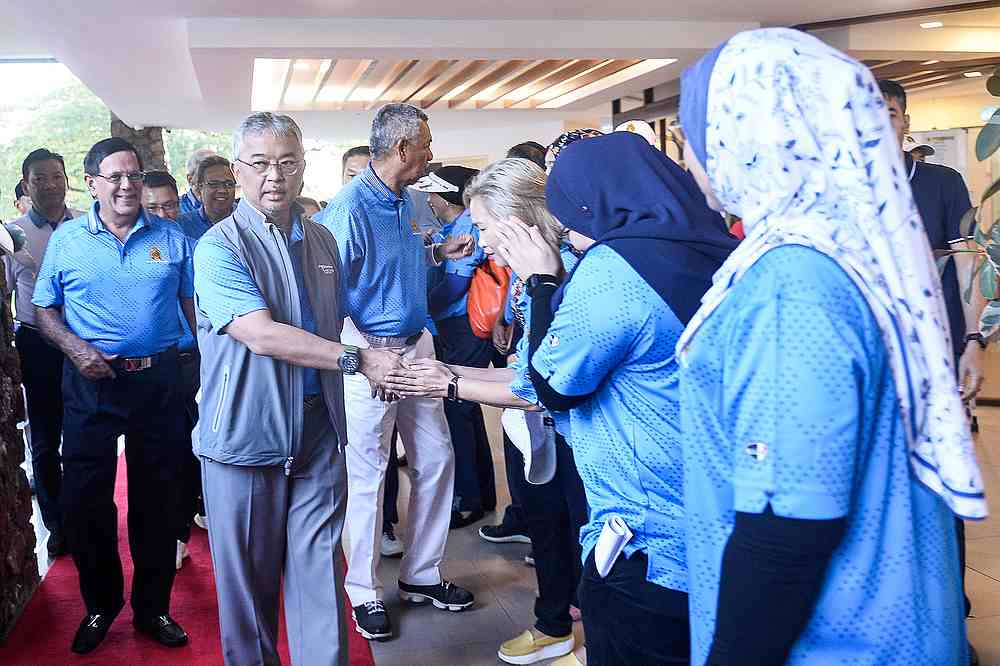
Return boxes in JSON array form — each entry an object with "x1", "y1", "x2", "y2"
[
  {"x1": 908, "y1": 71, "x2": 981, "y2": 91},
  {"x1": 418, "y1": 60, "x2": 489, "y2": 109},
  {"x1": 611, "y1": 94, "x2": 680, "y2": 127},
  {"x1": 475, "y1": 60, "x2": 568, "y2": 108},
  {"x1": 365, "y1": 59, "x2": 419, "y2": 108},
  {"x1": 873, "y1": 56, "x2": 1000, "y2": 80},
  {"x1": 527, "y1": 59, "x2": 643, "y2": 108},
  {"x1": 502, "y1": 59, "x2": 603, "y2": 108},
  {"x1": 447, "y1": 60, "x2": 528, "y2": 108}
]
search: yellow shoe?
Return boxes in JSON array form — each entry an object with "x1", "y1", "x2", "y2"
[
  {"x1": 550, "y1": 655, "x2": 584, "y2": 666},
  {"x1": 498, "y1": 629, "x2": 574, "y2": 665}
]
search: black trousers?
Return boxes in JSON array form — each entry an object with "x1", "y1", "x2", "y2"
[
  {"x1": 15, "y1": 325, "x2": 65, "y2": 536},
  {"x1": 512, "y1": 433, "x2": 588, "y2": 637},
  {"x1": 579, "y1": 550, "x2": 691, "y2": 665},
  {"x1": 383, "y1": 434, "x2": 400, "y2": 526},
  {"x1": 61, "y1": 349, "x2": 187, "y2": 618},
  {"x1": 435, "y1": 315, "x2": 496, "y2": 513},
  {"x1": 499, "y1": 434, "x2": 528, "y2": 533},
  {"x1": 177, "y1": 350, "x2": 202, "y2": 543}
]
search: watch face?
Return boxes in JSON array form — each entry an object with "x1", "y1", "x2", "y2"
[{"x1": 340, "y1": 350, "x2": 361, "y2": 374}]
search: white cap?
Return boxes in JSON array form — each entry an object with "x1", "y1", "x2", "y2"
[
  {"x1": 614, "y1": 120, "x2": 657, "y2": 146},
  {"x1": 904, "y1": 136, "x2": 936, "y2": 156}
]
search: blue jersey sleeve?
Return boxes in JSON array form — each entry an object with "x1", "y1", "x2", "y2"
[
  {"x1": 31, "y1": 229, "x2": 65, "y2": 308},
  {"x1": 723, "y1": 251, "x2": 871, "y2": 521},
  {"x1": 193, "y1": 235, "x2": 268, "y2": 333},
  {"x1": 531, "y1": 247, "x2": 640, "y2": 396}
]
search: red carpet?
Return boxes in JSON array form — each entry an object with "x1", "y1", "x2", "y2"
[{"x1": 1, "y1": 455, "x2": 375, "y2": 666}]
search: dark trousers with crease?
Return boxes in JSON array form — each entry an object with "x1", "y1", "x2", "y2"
[
  {"x1": 60, "y1": 349, "x2": 186, "y2": 618},
  {"x1": 177, "y1": 350, "x2": 202, "y2": 543},
  {"x1": 579, "y1": 550, "x2": 690, "y2": 665},
  {"x1": 435, "y1": 315, "x2": 496, "y2": 513},
  {"x1": 15, "y1": 325, "x2": 65, "y2": 537},
  {"x1": 511, "y1": 433, "x2": 587, "y2": 637}
]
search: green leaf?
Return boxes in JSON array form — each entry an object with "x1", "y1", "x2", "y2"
[
  {"x1": 981, "y1": 260, "x2": 999, "y2": 300},
  {"x1": 982, "y1": 178, "x2": 1000, "y2": 205},
  {"x1": 981, "y1": 300, "x2": 1000, "y2": 339},
  {"x1": 977, "y1": 107, "x2": 1000, "y2": 161}
]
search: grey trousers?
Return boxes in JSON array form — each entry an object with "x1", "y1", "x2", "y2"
[{"x1": 202, "y1": 401, "x2": 349, "y2": 666}]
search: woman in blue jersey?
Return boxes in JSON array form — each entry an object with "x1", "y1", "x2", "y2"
[
  {"x1": 384, "y1": 157, "x2": 591, "y2": 665},
  {"x1": 675, "y1": 28, "x2": 986, "y2": 666},
  {"x1": 489, "y1": 131, "x2": 737, "y2": 665}
]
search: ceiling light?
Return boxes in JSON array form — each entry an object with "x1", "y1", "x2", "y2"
[
  {"x1": 964, "y1": 71, "x2": 984, "y2": 78},
  {"x1": 922, "y1": 60, "x2": 940, "y2": 65},
  {"x1": 920, "y1": 21, "x2": 944, "y2": 29}
]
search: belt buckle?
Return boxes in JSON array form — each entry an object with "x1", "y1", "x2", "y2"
[{"x1": 123, "y1": 357, "x2": 149, "y2": 372}]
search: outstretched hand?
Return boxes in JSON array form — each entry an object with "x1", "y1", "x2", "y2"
[
  {"x1": 439, "y1": 234, "x2": 476, "y2": 261},
  {"x1": 382, "y1": 358, "x2": 454, "y2": 398},
  {"x1": 360, "y1": 348, "x2": 404, "y2": 400}
]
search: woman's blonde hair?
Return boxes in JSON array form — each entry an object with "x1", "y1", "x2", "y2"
[{"x1": 464, "y1": 158, "x2": 561, "y2": 249}]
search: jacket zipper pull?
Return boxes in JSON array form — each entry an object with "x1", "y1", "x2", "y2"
[{"x1": 284, "y1": 457, "x2": 294, "y2": 476}]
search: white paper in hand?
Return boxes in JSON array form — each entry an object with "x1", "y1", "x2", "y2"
[{"x1": 594, "y1": 515, "x2": 633, "y2": 578}]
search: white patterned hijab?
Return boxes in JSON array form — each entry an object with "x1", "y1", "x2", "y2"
[{"x1": 677, "y1": 28, "x2": 987, "y2": 519}]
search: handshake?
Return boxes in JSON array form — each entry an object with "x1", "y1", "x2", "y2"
[{"x1": 359, "y1": 349, "x2": 457, "y2": 402}]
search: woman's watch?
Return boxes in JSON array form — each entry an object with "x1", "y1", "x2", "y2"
[
  {"x1": 525, "y1": 274, "x2": 559, "y2": 296},
  {"x1": 965, "y1": 332, "x2": 988, "y2": 350}
]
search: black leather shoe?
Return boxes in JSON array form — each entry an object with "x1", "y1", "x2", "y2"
[
  {"x1": 449, "y1": 509, "x2": 485, "y2": 529},
  {"x1": 133, "y1": 614, "x2": 188, "y2": 647},
  {"x1": 71, "y1": 613, "x2": 116, "y2": 654}
]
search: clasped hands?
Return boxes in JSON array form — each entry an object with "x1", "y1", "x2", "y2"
[{"x1": 361, "y1": 351, "x2": 456, "y2": 402}]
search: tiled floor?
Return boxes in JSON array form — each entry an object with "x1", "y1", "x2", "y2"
[{"x1": 21, "y1": 406, "x2": 1000, "y2": 665}]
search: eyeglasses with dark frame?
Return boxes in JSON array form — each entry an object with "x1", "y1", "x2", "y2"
[
  {"x1": 145, "y1": 201, "x2": 180, "y2": 215},
  {"x1": 200, "y1": 179, "x2": 237, "y2": 190},
  {"x1": 234, "y1": 158, "x2": 304, "y2": 176},
  {"x1": 93, "y1": 171, "x2": 145, "y2": 185}
]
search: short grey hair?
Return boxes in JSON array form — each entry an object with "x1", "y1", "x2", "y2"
[
  {"x1": 186, "y1": 148, "x2": 217, "y2": 177},
  {"x1": 233, "y1": 112, "x2": 304, "y2": 160},
  {"x1": 464, "y1": 158, "x2": 561, "y2": 250},
  {"x1": 369, "y1": 103, "x2": 428, "y2": 160}
]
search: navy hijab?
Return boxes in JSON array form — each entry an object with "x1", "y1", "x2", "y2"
[{"x1": 545, "y1": 131, "x2": 738, "y2": 325}]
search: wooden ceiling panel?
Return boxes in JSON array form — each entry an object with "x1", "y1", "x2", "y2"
[
  {"x1": 357, "y1": 59, "x2": 418, "y2": 109},
  {"x1": 502, "y1": 59, "x2": 603, "y2": 108},
  {"x1": 418, "y1": 60, "x2": 490, "y2": 109},
  {"x1": 475, "y1": 60, "x2": 567, "y2": 108},
  {"x1": 527, "y1": 59, "x2": 642, "y2": 107},
  {"x1": 448, "y1": 60, "x2": 529, "y2": 108}
]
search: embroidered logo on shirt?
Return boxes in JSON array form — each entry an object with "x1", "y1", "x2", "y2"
[
  {"x1": 745, "y1": 442, "x2": 769, "y2": 461},
  {"x1": 317, "y1": 264, "x2": 336, "y2": 275},
  {"x1": 149, "y1": 246, "x2": 165, "y2": 262},
  {"x1": 410, "y1": 219, "x2": 420, "y2": 233}
]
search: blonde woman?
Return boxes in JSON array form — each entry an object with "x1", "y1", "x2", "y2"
[{"x1": 385, "y1": 158, "x2": 590, "y2": 665}]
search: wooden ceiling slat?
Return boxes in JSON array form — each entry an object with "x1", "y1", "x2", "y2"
[
  {"x1": 867, "y1": 59, "x2": 904, "y2": 71},
  {"x1": 448, "y1": 60, "x2": 529, "y2": 108},
  {"x1": 475, "y1": 60, "x2": 567, "y2": 108},
  {"x1": 502, "y1": 59, "x2": 603, "y2": 108},
  {"x1": 366, "y1": 59, "x2": 420, "y2": 108},
  {"x1": 908, "y1": 71, "x2": 979, "y2": 92},
  {"x1": 314, "y1": 59, "x2": 374, "y2": 110},
  {"x1": 527, "y1": 59, "x2": 642, "y2": 108},
  {"x1": 873, "y1": 57, "x2": 1000, "y2": 81},
  {"x1": 418, "y1": 60, "x2": 490, "y2": 109},
  {"x1": 384, "y1": 60, "x2": 457, "y2": 103},
  {"x1": 338, "y1": 60, "x2": 377, "y2": 109}
]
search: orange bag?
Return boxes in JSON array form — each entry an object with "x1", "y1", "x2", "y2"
[{"x1": 467, "y1": 258, "x2": 512, "y2": 339}]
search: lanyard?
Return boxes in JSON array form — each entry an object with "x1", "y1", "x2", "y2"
[{"x1": 907, "y1": 158, "x2": 917, "y2": 182}]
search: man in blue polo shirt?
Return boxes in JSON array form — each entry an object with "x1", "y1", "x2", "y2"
[
  {"x1": 33, "y1": 137, "x2": 194, "y2": 656},
  {"x1": 175, "y1": 155, "x2": 236, "y2": 243},
  {"x1": 316, "y1": 102, "x2": 476, "y2": 641}
]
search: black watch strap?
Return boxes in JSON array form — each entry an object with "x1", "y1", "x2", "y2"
[
  {"x1": 965, "y1": 332, "x2": 988, "y2": 350},
  {"x1": 526, "y1": 274, "x2": 559, "y2": 296}
]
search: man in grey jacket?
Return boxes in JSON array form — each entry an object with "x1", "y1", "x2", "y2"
[{"x1": 193, "y1": 112, "x2": 401, "y2": 666}]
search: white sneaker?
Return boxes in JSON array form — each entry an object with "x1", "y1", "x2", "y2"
[
  {"x1": 380, "y1": 527, "x2": 404, "y2": 558},
  {"x1": 193, "y1": 514, "x2": 208, "y2": 530},
  {"x1": 175, "y1": 541, "x2": 189, "y2": 570}
]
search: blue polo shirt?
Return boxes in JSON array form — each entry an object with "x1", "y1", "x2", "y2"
[
  {"x1": 316, "y1": 164, "x2": 428, "y2": 337},
  {"x1": 176, "y1": 206, "x2": 213, "y2": 243},
  {"x1": 174, "y1": 207, "x2": 215, "y2": 351},
  {"x1": 194, "y1": 215, "x2": 322, "y2": 396},
  {"x1": 679, "y1": 245, "x2": 965, "y2": 665},
  {"x1": 431, "y1": 209, "x2": 486, "y2": 322},
  {"x1": 32, "y1": 203, "x2": 194, "y2": 358},
  {"x1": 179, "y1": 190, "x2": 201, "y2": 217},
  {"x1": 530, "y1": 245, "x2": 688, "y2": 592}
]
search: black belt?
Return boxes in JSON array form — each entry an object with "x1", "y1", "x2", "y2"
[{"x1": 109, "y1": 347, "x2": 176, "y2": 373}]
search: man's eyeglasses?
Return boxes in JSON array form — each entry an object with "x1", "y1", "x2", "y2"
[
  {"x1": 201, "y1": 180, "x2": 237, "y2": 190},
  {"x1": 146, "y1": 201, "x2": 179, "y2": 215},
  {"x1": 235, "y1": 159, "x2": 303, "y2": 176},
  {"x1": 94, "y1": 171, "x2": 145, "y2": 185}
]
